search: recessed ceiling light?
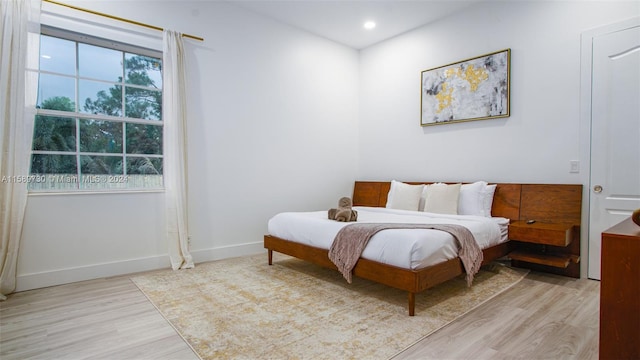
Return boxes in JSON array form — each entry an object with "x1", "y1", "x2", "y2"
[
  {"x1": 364, "y1": 21, "x2": 376, "y2": 30},
  {"x1": 41, "y1": 55, "x2": 51, "y2": 59}
]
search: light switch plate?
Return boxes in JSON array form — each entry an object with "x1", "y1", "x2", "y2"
[{"x1": 570, "y1": 160, "x2": 580, "y2": 173}]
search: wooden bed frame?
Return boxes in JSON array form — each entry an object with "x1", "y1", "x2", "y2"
[{"x1": 264, "y1": 181, "x2": 581, "y2": 316}]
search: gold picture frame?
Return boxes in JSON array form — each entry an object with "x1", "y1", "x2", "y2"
[{"x1": 420, "y1": 49, "x2": 510, "y2": 126}]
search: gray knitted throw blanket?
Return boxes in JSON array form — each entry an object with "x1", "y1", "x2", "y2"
[{"x1": 328, "y1": 223, "x2": 483, "y2": 286}]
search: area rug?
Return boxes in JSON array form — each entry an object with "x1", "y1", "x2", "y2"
[{"x1": 131, "y1": 253, "x2": 528, "y2": 360}]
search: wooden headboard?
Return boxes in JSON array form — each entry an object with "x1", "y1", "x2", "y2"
[
  {"x1": 352, "y1": 181, "x2": 582, "y2": 224},
  {"x1": 353, "y1": 181, "x2": 583, "y2": 278}
]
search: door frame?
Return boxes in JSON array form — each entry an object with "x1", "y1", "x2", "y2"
[{"x1": 580, "y1": 16, "x2": 640, "y2": 279}]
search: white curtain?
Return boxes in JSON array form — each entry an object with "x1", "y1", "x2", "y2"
[
  {"x1": 163, "y1": 29, "x2": 194, "y2": 270},
  {"x1": 0, "y1": 0, "x2": 41, "y2": 299}
]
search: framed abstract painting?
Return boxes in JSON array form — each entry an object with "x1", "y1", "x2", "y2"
[{"x1": 420, "y1": 49, "x2": 510, "y2": 126}]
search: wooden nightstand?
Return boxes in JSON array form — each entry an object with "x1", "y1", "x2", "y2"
[{"x1": 508, "y1": 220, "x2": 580, "y2": 277}]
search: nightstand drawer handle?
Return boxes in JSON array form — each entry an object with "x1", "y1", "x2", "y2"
[{"x1": 593, "y1": 185, "x2": 603, "y2": 193}]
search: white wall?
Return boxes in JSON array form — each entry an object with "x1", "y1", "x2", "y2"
[
  {"x1": 357, "y1": 0, "x2": 638, "y2": 277},
  {"x1": 16, "y1": 1, "x2": 359, "y2": 290},
  {"x1": 19, "y1": 192, "x2": 167, "y2": 290},
  {"x1": 358, "y1": 1, "x2": 638, "y2": 184}
]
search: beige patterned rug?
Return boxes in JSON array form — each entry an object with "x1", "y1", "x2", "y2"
[{"x1": 131, "y1": 253, "x2": 528, "y2": 359}]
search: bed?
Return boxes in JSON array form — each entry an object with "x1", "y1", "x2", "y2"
[{"x1": 264, "y1": 181, "x2": 578, "y2": 315}]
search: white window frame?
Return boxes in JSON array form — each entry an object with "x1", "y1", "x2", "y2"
[{"x1": 29, "y1": 26, "x2": 164, "y2": 192}]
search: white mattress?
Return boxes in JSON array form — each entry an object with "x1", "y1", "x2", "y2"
[{"x1": 267, "y1": 206, "x2": 510, "y2": 270}]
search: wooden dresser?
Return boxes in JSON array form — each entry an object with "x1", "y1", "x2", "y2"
[{"x1": 599, "y1": 217, "x2": 640, "y2": 360}]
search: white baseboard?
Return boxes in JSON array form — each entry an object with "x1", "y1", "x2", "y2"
[
  {"x1": 190, "y1": 241, "x2": 265, "y2": 263},
  {"x1": 15, "y1": 241, "x2": 266, "y2": 292}
]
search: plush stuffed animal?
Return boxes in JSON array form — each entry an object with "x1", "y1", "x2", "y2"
[
  {"x1": 633, "y1": 208, "x2": 640, "y2": 226},
  {"x1": 328, "y1": 197, "x2": 358, "y2": 222}
]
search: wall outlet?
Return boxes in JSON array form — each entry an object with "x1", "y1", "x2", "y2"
[{"x1": 570, "y1": 160, "x2": 580, "y2": 173}]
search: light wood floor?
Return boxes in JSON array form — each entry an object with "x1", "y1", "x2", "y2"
[
  {"x1": 393, "y1": 271, "x2": 600, "y2": 359},
  {"x1": 1, "y1": 268, "x2": 600, "y2": 360}
]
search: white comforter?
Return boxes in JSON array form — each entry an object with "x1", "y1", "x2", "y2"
[{"x1": 267, "y1": 206, "x2": 509, "y2": 270}]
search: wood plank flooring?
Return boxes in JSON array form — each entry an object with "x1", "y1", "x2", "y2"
[
  {"x1": 1, "y1": 268, "x2": 599, "y2": 360},
  {"x1": 393, "y1": 271, "x2": 600, "y2": 359},
  {"x1": 0, "y1": 275, "x2": 198, "y2": 360}
]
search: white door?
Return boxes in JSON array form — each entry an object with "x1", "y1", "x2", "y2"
[{"x1": 588, "y1": 23, "x2": 640, "y2": 280}]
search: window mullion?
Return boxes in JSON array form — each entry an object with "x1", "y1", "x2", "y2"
[
  {"x1": 75, "y1": 117, "x2": 81, "y2": 190},
  {"x1": 75, "y1": 41, "x2": 81, "y2": 190},
  {"x1": 122, "y1": 51, "x2": 126, "y2": 122},
  {"x1": 36, "y1": 109, "x2": 163, "y2": 126},
  {"x1": 121, "y1": 52, "x2": 127, "y2": 178},
  {"x1": 122, "y1": 121, "x2": 127, "y2": 177}
]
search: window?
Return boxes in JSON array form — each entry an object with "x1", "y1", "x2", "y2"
[{"x1": 29, "y1": 27, "x2": 163, "y2": 191}]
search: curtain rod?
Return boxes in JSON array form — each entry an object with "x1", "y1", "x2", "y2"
[{"x1": 43, "y1": 0, "x2": 204, "y2": 41}]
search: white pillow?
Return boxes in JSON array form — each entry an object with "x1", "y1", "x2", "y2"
[
  {"x1": 458, "y1": 181, "x2": 488, "y2": 216},
  {"x1": 481, "y1": 184, "x2": 497, "y2": 217},
  {"x1": 423, "y1": 183, "x2": 461, "y2": 215},
  {"x1": 386, "y1": 180, "x2": 424, "y2": 211}
]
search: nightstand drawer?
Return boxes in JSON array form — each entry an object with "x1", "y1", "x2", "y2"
[{"x1": 508, "y1": 221, "x2": 575, "y2": 247}]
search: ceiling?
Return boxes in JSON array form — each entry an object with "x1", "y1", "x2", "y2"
[{"x1": 227, "y1": 1, "x2": 484, "y2": 49}]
